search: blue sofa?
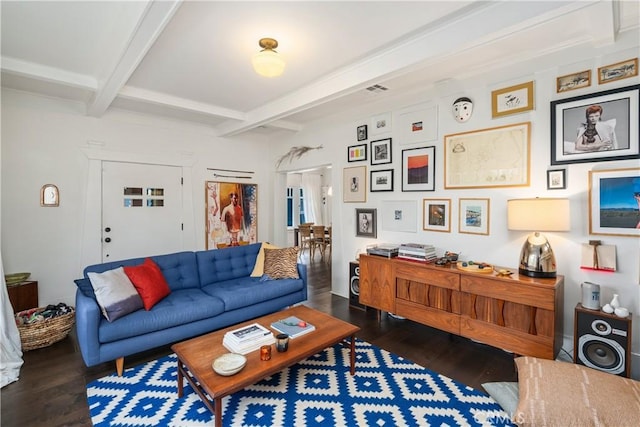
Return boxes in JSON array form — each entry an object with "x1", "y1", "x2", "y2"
[{"x1": 75, "y1": 243, "x2": 307, "y2": 375}]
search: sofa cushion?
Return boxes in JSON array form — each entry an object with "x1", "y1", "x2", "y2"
[
  {"x1": 514, "y1": 356, "x2": 640, "y2": 426},
  {"x1": 202, "y1": 276, "x2": 304, "y2": 311},
  {"x1": 98, "y1": 288, "x2": 225, "y2": 343},
  {"x1": 74, "y1": 278, "x2": 96, "y2": 299},
  {"x1": 124, "y1": 258, "x2": 171, "y2": 310},
  {"x1": 250, "y1": 242, "x2": 279, "y2": 277},
  {"x1": 263, "y1": 247, "x2": 299, "y2": 279},
  {"x1": 196, "y1": 243, "x2": 261, "y2": 286},
  {"x1": 87, "y1": 267, "x2": 144, "y2": 322}
]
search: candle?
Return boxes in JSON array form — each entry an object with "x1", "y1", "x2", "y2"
[{"x1": 260, "y1": 345, "x2": 271, "y2": 361}]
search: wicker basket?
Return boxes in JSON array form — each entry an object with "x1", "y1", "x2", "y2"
[{"x1": 16, "y1": 307, "x2": 75, "y2": 351}]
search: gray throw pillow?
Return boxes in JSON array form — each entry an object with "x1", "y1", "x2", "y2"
[
  {"x1": 482, "y1": 381, "x2": 519, "y2": 416},
  {"x1": 88, "y1": 267, "x2": 143, "y2": 322}
]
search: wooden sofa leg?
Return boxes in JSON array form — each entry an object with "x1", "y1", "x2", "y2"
[{"x1": 116, "y1": 357, "x2": 124, "y2": 376}]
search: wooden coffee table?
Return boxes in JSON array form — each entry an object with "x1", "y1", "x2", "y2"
[{"x1": 171, "y1": 305, "x2": 360, "y2": 427}]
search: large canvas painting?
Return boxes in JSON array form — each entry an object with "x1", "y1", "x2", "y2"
[{"x1": 206, "y1": 181, "x2": 258, "y2": 249}]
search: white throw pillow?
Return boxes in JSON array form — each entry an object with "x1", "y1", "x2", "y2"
[{"x1": 88, "y1": 267, "x2": 144, "y2": 322}]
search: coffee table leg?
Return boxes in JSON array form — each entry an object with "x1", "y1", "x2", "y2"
[
  {"x1": 177, "y1": 359, "x2": 184, "y2": 397},
  {"x1": 349, "y1": 334, "x2": 356, "y2": 375},
  {"x1": 215, "y1": 398, "x2": 222, "y2": 427}
]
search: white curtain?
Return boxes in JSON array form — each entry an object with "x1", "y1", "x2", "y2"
[
  {"x1": 1, "y1": 252, "x2": 23, "y2": 387},
  {"x1": 301, "y1": 174, "x2": 324, "y2": 225}
]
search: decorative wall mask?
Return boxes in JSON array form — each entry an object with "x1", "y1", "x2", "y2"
[{"x1": 453, "y1": 97, "x2": 473, "y2": 122}]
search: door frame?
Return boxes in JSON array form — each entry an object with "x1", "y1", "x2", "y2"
[{"x1": 79, "y1": 145, "x2": 196, "y2": 275}]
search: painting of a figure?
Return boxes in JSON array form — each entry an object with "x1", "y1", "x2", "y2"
[{"x1": 206, "y1": 181, "x2": 257, "y2": 249}]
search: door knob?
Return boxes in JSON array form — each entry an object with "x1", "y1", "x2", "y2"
[
  {"x1": 105, "y1": 227, "x2": 111, "y2": 232},
  {"x1": 104, "y1": 237, "x2": 112, "y2": 243}
]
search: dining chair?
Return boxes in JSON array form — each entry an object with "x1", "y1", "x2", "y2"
[
  {"x1": 312, "y1": 225, "x2": 329, "y2": 261},
  {"x1": 298, "y1": 225, "x2": 314, "y2": 259}
]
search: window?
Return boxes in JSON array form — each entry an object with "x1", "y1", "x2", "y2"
[{"x1": 286, "y1": 187, "x2": 306, "y2": 227}]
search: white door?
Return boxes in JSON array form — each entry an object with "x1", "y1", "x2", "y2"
[{"x1": 102, "y1": 161, "x2": 183, "y2": 262}]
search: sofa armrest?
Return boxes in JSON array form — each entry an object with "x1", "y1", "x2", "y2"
[
  {"x1": 297, "y1": 263, "x2": 308, "y2": 301},
  {"x1": 75, "y1": 289, "x2": 102, "y2": 367}
]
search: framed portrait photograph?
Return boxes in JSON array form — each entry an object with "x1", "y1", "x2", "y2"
[
  {"x1": 547, "y1": 169, "x2": 567, "y2": 190},
  {"x1": 355, "y1": 208, "x2": 377, "y2": 238},
  {"x1": 551, "y1": 84, "x2": 640, "y2": 165},
  {"x1": 422, "y1": 198, "x2": 451, "y2": 232},
  {"x1": 396, "y1": 102, "x2": 438, "y2": 145},
  {"x1": 370, "y1": 112, "x2": 392, "y2": 136},
  {"x1": 458, "y1": 198, "x2": 490, "y2": 235},
  {"x1": 370, "y1": 169, "x2": 394, "y2": 192},
  {"x1": 444, "y1": 122, "x2": 530, "y2": 189},
  {"x1": 343, "y1": 165, "x2": 367, "y2": 203},
  {"x1": 588, "y1": 167, "x2": 640, "y2": 237},
  {"x1": 206, "y1": 181, "x2": 258, "y2": 249},
  {"x1": 491, "y1": 81, "x2": 534, "y2": 118},
  {"x1": 370, "y1": 138, "x2": 392, "y2": 165},
  {"x1": 598, "y1": 58, "x2": 638, "y2": 84},
  {"x1": 556, "y1": 70, "x2": 591, "y2": 93},
  {"x1": 348, "y1": 143, "x2": 367, "y2": 162},
  {"x1": 402, "y1": 146, "x2": 435, "y2": 192},
  {"x1": 381, "y1": 200, "x2": 417, "y2": 232},
  {"x1": 357, "y1": 124, "x2": 368, "y2": 141}
]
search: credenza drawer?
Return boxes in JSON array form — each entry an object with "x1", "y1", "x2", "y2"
[
  {"x1": 461, "y1": 275, "x2": 555, "y2": 310},
  {"x1": 395, "y1": 265, "x2": 460, "y2": 290}
]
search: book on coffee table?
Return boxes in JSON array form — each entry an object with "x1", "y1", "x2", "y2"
[
  {"x1": 271, "y1": 316, "x2": 315, "y2": 339},
  {"x1": 225, "y1": 323, "x2": 272, "y2": 344}
]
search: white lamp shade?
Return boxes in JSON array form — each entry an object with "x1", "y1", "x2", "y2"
[
  {"x1": 507, "y1": 198, "x2": 570, "y2": 231},
  {"x1": 252, "y1": 50, "x2": 285, "y2": 77}
]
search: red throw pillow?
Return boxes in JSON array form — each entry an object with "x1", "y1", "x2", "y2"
[{"x1": 124, "y1": 258, "x2": 171, "y2": 310}]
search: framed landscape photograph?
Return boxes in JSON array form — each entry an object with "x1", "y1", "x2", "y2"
[
  {"x1": 357, "y1": 124, "x2": 368, "y2": 141},
  {"x1": 422, "y1": 198, "x2": 450, "y2": 232},
  {"x1": 370, "y1": 138, "x2": 392, "y2": 165},
  {"x1": 355, "y1": 208, "x2": 377, "y2": 238},
  {"x1": 459, "y1": 198, "x2": 490, "y2": 235},
  {"x1": 397, "y1": 102, "x2": 438, "y2": 145},
  {"x1": 556, "y1": 70, "x2": 591, "y2": 93},
  {"x1": 402, "y1": 146, "x2": 435, "y2": 192},
  {"x1": 551, "y1": 84, "x2": 640, "y2": 165},
  {"x1": 588, "y1": 167, "x2": 640, "y2": 237},
  {"x1": 206, "y1": 181, "x2": 258, "y2": 249},
  {"x1": 547, "y1": 169, "x2": 567, "y2": 190},
  {"x1": 444, "y1": 122, "x2": 530, "y2": 189},
  {"x1": 598, "y1": 58, "x2": 638, "y2": 84},
  {"x1": 491, "y1": 81, "x2": 534, "y2": 118},
  {"x1": 370, "y1": 169, "x2": 394, "y2": 192},
  {"x1": 343, "y1": 166, "x2": 367, "y2": 203},
  {"x1": 348, "y1": 143, "x2": 367, "y2": 162}
]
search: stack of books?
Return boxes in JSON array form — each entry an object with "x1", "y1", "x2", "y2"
[
  {"x1": 398, "y1": 243, "x2": 437, "y2": 262},
  {"x1": 271, "y1": 316, "x2": 316, "y2": 339},
  {"x1": 223, "y1": 323, "x2": 275, "y2": 354}
]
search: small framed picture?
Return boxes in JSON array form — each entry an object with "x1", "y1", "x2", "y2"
[
  {"x1": 357, "y1": 124, "x2": 368, "y2": 141},
  {"x1": 588, "y1": 167, "x2": 640, "y2": 237},
  {"x1": 343, "y1": 166, "x2": 367, "y2": 203},
  {"x1": 598, "y1": 58, "x2": 638, "y2": 85},
  {"x1": 547, "y1": 169, "x2": 567, "y2": 190},
  {"x1": 347, "y1": 143, "x2": 367, "y2": 162},
  {"x1": 402, "y1": 146, "x2": 435, "y2": 192},
  {"x1": 458, "y1": 198, "x2": 490, "y2": 235},
  {"x1": 40, "y1": 184, "x2": 59, "y2": 207},
  {"x1": 491, "y1": 81, "x2": 535, "y2": 118},
  {"x1": 370, "y1": 169, "x2": 394, "y2": 192},
  {"x1": 370, "y1": 138, "x2": 392, "y2": 165},
  {"x1": 370, "y1": 112, "x2": 392, "y2": 136},
  {"x1": 556, "y1": 70, "x2": 591, "y2": 93},
  {"x1": 356, "y1": 208, "x2": 377, "y2": 238},
  {"x1": 422, "y1": 198, "x2": 450, "y2": 232}
]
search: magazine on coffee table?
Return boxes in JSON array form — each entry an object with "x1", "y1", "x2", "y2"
[
  {"x1": 225, "y1": 323, "x2": 272, "y2": 344},
  {"x1": 271, "y1": 316, "x2": 315, "y2": 339}
]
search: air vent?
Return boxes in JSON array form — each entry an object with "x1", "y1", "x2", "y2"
[{"x1": 365, "y1": 84, "x2": 389, "y2": 93}]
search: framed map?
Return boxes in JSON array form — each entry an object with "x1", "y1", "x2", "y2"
[{"x1": 444, "y1": 122, "x2": 530, "y2": 189}]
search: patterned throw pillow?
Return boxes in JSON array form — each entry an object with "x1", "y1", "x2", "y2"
[
  {"x1": 250, "y1": 242, "x2": 279, "y2": 277},
  {"x1": 263, "y1": 247, "x2": 299, "y2": 279},
  {"x1": 87, "y1": 267, "x2": 144, "y2": 322}
]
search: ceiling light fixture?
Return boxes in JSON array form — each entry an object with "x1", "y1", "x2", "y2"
[{"x1": 252, "y1": 38, "x2": 285, "y2": 78}]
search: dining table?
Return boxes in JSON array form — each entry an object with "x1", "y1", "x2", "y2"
[{"x1": 293, "y1": 226, "x2": 330, "y2": 247}]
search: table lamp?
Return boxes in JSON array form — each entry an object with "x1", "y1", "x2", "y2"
[{"x1": 507, "y1": 198, "x2": 570, "y2": 278}]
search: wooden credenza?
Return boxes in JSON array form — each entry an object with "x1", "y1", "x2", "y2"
[{"x1": 359, "y1": 255, "x2": 564, "y2": 359}]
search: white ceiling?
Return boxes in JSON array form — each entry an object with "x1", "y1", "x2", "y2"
[{"x1": 1, "y1": 1, "x2": 639, "y2": 138}]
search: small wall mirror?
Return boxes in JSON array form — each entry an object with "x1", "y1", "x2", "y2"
[{"x1": 41, "y1": 184, "x2": 59, "y2": 207}]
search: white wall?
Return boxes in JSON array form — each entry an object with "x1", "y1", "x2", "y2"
[
  {"x1": 1, "y1": 89, "x2": 274, "y2": 306},
  {"x1": 271, "y1": 37, "x2": 640, "y2": 376}
]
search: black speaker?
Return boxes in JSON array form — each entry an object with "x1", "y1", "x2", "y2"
[
  {"x1": 349, "y1": 261, "x2": 367, "y2": 311},
  {"x1": 574, "y1": 303, "x2": 632, "y2": 377}
]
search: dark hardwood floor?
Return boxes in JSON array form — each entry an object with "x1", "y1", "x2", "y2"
[{"x1": 1, "y1": 256, "x2": 517, "y2": 426}]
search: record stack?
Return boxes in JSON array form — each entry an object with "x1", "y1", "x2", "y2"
[{"x1": 398, "y1": 243, "x2": 437, "y2": 262}]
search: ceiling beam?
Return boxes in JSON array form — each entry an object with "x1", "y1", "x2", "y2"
[
  {"x1": 216, "y1": 0, "x2": 596, "y2": 137},
  {"x1": 86, "y1": 0, "x2": 182, "y2": 117}
]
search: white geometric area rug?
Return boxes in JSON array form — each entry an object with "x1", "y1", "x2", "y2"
[{"x1": 87, "y1": 339, "x2": 513, "y2": 426}]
